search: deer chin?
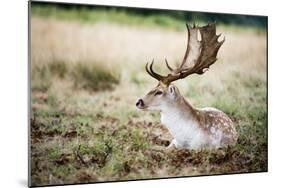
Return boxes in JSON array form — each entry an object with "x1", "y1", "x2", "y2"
[
  {"x1": 137, "y1": 105, "x2": 160, "y2": 111},
  {"x1": 136, "y1": 106, "x2": 148, "y2": 110},
  {"x1": 144, "y1": 105, "x2": 161, "y2": 111}
]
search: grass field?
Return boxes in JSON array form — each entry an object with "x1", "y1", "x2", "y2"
[{"x1": 30, "y1": 7, "x2": 267, "y2": 186}]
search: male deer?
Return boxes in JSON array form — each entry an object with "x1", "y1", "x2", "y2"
[{"x1": 136, "y1": 23, "x2": 238, "y2": 150}]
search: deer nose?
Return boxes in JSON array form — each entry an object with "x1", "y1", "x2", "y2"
[{"x1": 136, "y1": 99, "x2": 144, "y2": 107}]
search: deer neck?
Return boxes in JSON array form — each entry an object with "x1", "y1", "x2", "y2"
[
  {"x1": 160, "y1": 96, "x2": 201, "y2": 145},
  {"x1": 160, "y1": 96, "x2": 198, "y2": 127},
  {"x1": 161, "y1": 96, "x2": 196, "y2": 117}
]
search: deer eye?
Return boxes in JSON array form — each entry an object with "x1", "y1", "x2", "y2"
[{"x1": 154, "y1": 90, "x2": 163, "y2": 96}]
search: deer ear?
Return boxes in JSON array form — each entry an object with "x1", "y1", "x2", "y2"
[{"x1": 168, "y1": 85, "x2": 176, "y2": 96}]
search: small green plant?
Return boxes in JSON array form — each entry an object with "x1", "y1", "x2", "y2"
[
  {"x1": 72, "y1": 63, "x2": 120, "y2": 91},
  {"x1": 31, "y1": 61, "x2": 67, "y2": 93},
  {"x1": 49, "y1": 61, "x2": 68, "y2": 78},
  {"x1": 31, "y1": 65, "x2": 52, "y2": 92}
]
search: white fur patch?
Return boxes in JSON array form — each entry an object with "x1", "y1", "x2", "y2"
[
  {"x1": 161, "y1": 107, "x2": 207, "y2": 149},
  {"x1": 210, "y1": 127, "x2": 215, "y2": 134}
]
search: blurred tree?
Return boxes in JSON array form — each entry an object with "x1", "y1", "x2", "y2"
[{"x1": 31, "y1": 1, "x2": 267, "y2": 28}]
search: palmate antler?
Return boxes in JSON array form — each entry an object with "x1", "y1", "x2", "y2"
[{"x1": 146, "y1": 23, "x2": 225, "y2": 85}]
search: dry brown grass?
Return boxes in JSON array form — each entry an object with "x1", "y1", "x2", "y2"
[
  {"x1": 31, "y1": 16, "x2": 266, "y2": 92},
  {"x1": 31, "y1": 17, "x2": 266, "y2": 66}
]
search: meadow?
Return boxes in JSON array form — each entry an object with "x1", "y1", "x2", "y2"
[{"x1": 30, "y1": 5, "x2": 267, "y2": 186}]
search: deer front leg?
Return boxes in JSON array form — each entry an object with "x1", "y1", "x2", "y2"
[
  {"x1": 167, "y1": 139, "x2": 176, "y2": 148},
  {"x1": 164, "y1": 139, "x2": 178, "y2": 152},
  {"x1": 151, "y1": 139, "x2": 177, "y2": 152}
]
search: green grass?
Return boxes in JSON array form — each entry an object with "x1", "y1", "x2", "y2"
[
  {"x1": 72, "y1": 63, "x2": 120, "y2": 92},
  {"x1": 30, "y1": 60, "x2": 267, "y2": 186},
  {"x1": 31, "y1": 65, "x2": 52, "y2": 92},
  {"x1": 30, "y1": 68, "x2": 267, "y2": 186},
  {"x1": 31, "y1": 4, "x2": 184, "y2": 31},
  {"x1": 31, "y1": 62, "x2": 120, "y2": 93},
  {"x1": 49, "y1": 61, "x2": 68, "y2": 78},
  {"x1": 31, "y1": 4, "x2": 266, "y2": 33}
]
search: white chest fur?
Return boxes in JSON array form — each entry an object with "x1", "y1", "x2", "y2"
[{"x1": 160, "y1": 109, "x2": 207, "y2": 149}]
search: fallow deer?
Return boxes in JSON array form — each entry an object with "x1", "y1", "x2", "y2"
[{"x1": 136, "y1": 23, "x2": 238, "y2": 150}]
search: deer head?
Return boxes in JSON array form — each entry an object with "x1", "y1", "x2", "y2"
[{"x1": 136, "y1": 23, "x2": 225, "y2": 111}]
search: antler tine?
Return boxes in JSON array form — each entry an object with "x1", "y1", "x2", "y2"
[
  {"x1": 145, "y1": 62, "x2": 158, "y2": 80},
  {"x1": 165, "y1": 58, "x2": 174, "y2": 71},
  {"x1": 180, "y1": 23, "x2": 192, "y2": 69},
  {"x1": 150, "y1": 59, "x2": 165, "y2": 80},
  {"x1": 193, "y1": 22, "x2": 196, "y2": 28},
  {"x1": 145, "y1": 59, "x2": 165, "y2": 81},
  {"x1": 220, "y1": 36, "x2": 226, "y2": 44}
]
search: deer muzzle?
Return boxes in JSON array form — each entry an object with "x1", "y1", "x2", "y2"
[{"x1": 136, "y1": 98, "x2": 144, "y2": 109}]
